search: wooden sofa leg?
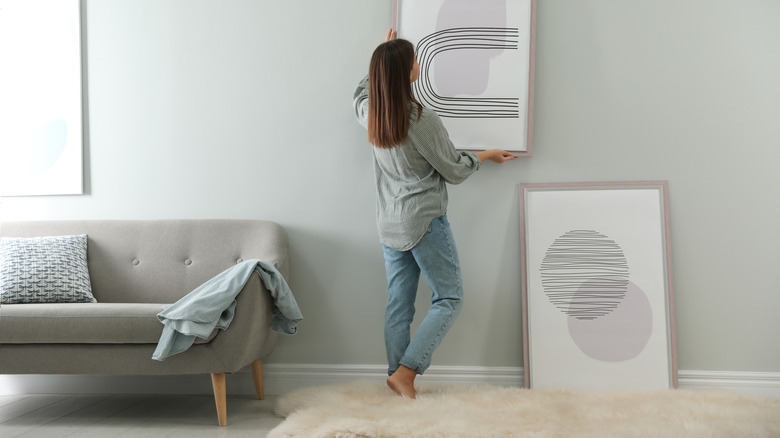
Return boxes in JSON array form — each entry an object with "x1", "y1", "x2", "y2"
[
  {"x1": 211, "y1": 373, "x2": 228, "y2": 427},
  {"x1": 251, "y1": 359, "x2": 265, "y2": 400}
]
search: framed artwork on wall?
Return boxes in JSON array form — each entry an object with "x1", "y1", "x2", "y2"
[
  {"x1": 0, "y1": 0, "x2": 84, "y2": 196},
  {"x1": 519, "y1": 181, "x2": 678, "y2": 390},
  {"x1": 392, "y1": 0, "x2": 536, "y2": 156}
]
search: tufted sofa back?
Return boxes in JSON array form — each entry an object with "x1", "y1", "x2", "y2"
[{"x1": 0, "y1": 220, "x2": 289, "y2": 303}]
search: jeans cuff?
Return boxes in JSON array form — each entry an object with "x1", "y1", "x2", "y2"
[{"x1": 398, "y1": 359, "x2": 424, "y2": 375}]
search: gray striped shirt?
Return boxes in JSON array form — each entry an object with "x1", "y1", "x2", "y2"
[{"x1": 354, "y1": 76, "x2": 481, "y2": 251}]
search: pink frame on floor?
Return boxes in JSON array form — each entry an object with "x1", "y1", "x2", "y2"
[{"x1": 519, "y1": 181, "x2": 678, "y2": 389}]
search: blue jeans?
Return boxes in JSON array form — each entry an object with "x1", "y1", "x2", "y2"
[{"x1": 382, "y1": 215, "x2": 464, "y2": 376}]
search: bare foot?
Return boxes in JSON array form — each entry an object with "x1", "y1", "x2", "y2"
[{"x1": 387, "y1": 365, "x2": 417, "y2": 399}]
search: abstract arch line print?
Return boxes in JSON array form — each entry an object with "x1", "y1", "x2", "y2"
[
  {"x1": 394, "y1": 0, "x2": 535, "y2": 153},
  {"x1": 414, "y1": 27, "x2": 520, "y2": 118}
]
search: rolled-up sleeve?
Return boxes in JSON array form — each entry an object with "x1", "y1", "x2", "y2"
[
  {"x1": 413, "y1": 110, "x2": 480, "y2": 184},
  {"x1": 353, "y1": 75, "x2": 370, "y2": 129}
]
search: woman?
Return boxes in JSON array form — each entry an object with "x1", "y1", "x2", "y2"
[{"x1": 353, "y1": 29, "x2": 516, "y2": 399}]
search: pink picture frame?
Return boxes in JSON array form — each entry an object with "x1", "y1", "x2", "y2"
[
  {"x1": 519, "y1": 181, "x2": 678, "y2": 390},
  {"x1": 392, "y1": 0, "x2": 536, "y2": 156}
]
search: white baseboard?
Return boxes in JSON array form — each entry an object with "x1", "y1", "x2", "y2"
[
  {"x1": 678, "y1": 370, "x2": 780, "y2": 399},
  {"x1": 1, "y1": 365, "x2": 778, "y2": 399},
  {"x1": 261, "y1": 364, "x2": 524, "y2": 395}
]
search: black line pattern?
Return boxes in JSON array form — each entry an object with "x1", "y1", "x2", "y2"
[
  {"x1": 414, "y1": 27, "x2": 520, "y2": 119},
  {"x1": 540, "y1": 230, "x2": 629, "y2": 320}
]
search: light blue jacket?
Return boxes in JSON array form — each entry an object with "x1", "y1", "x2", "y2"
[{"x1": 152, "y1": 259, "x2": 302, "y2": 361}]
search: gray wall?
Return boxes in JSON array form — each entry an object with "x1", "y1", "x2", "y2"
[{"x1": 1, "y1": 0, "x2": 778, "y2": 373}]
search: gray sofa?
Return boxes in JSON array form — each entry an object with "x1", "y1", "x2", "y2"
[{"x1": 0, "y1": 219, "x2": 290, "y2": 426}]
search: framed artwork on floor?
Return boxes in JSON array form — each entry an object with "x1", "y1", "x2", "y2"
[
  {"x1": 519, "y1": 181, "x2": 677, "y2": 390},
  {"x1": 392, "y1": 0, "x2": 536, "y2": 155}
]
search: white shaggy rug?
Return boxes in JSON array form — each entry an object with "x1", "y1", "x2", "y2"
[{"x1": 268, "y1": 381, "x2": 780, "y2": 438}]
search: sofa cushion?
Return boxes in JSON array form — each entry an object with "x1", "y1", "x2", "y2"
[
  {"x1": 0, "y1": 234, "x2": 96, "y2": 304},
  {"x1": 0, "y1": 303, "x2": 218, "y2": 344}
]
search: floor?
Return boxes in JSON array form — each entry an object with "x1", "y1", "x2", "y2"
[{"x1": 0, "y1": 393, "x2": 285, "y2": 437}]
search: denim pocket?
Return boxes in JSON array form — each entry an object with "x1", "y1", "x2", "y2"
[{"x1": 426, "y1": 215, "x2": 446, "y2": 235}]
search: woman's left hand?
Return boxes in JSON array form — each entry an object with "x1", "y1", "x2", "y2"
[{"x1": 385, "y1": 27, "x2": 397, "y2": 42}]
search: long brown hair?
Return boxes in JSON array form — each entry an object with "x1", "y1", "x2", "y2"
[{"x1": 368, "y1": 39, "x2": 422, "y2": 148}]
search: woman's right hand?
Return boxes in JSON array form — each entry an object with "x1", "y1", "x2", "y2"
[
  {"x1": 476, "y1": 149, "x2": 517, "y2": 163},
  {"x1": 385, "y1": 27, "x2": 397, "y2": 42}
]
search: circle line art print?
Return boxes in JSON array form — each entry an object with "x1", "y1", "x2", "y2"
[
  {"x1": 540, "y1": 230, "x2": 629, "y2": 320},
  {"x1": 539, "y1": 229, "x2": 654, "y2": 362}
]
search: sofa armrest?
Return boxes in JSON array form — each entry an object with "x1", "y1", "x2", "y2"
[{"x1": 202, "y1": 271, "x2": 279, "y2": 373}]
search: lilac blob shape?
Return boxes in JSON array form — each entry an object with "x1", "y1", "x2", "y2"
[
  {"x1": 434, "y1": 0, "x2": 507, "y2": 96},
  {"x1": 567, "y1": 279, "x2": 653, "y2": 362}
]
